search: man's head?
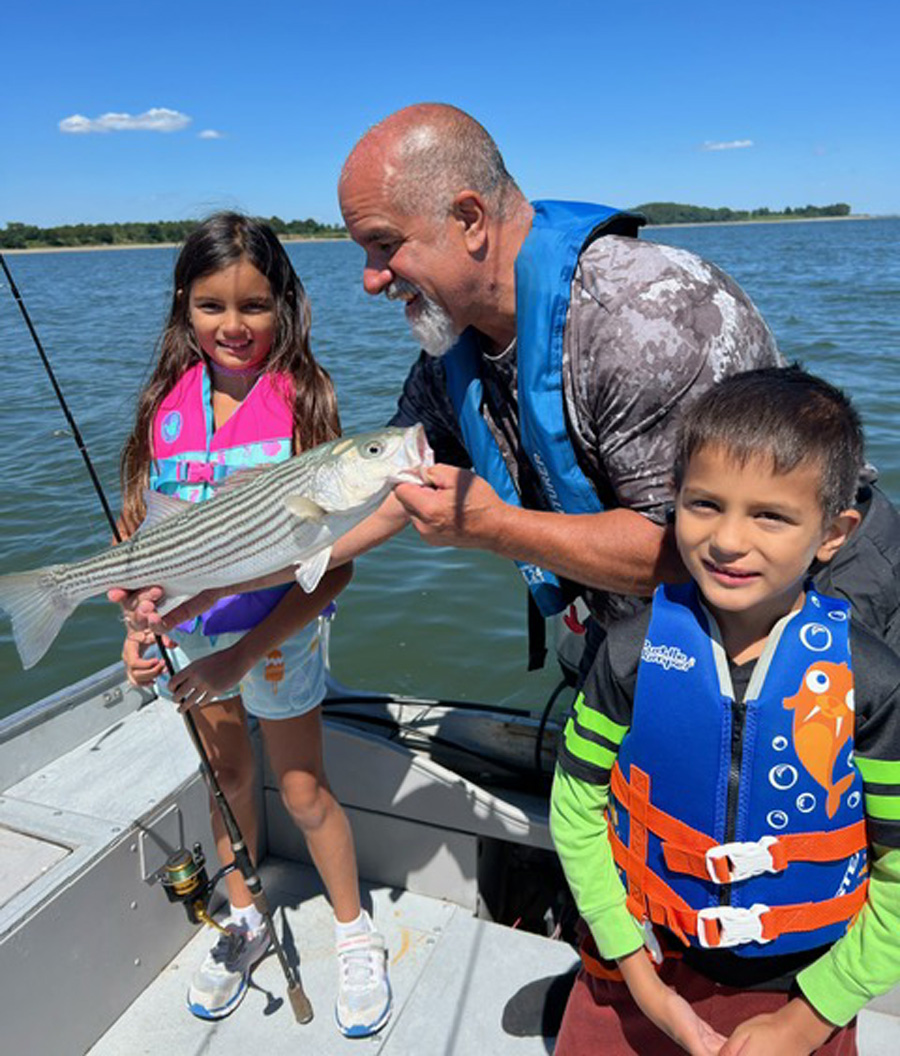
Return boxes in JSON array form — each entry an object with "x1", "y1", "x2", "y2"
[
  {"x1": 339, "y1": 103, "x2": 530, "y2": 354},
  {"x1": 672, "y1": 365, "x2": 864, "y2": 629}
]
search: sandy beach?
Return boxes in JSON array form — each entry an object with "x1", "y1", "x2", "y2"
[{"x1": 0, "y1": 235, "x2": 350, "y2": 255}]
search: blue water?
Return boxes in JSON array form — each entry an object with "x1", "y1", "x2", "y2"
[{"x1": 1, "y1": 219, "x2": 898, "y2": 718}]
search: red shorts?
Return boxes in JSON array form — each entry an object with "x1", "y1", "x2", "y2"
[{"x1": 554, "y1": 961, "x2": 857, "y2": 1056}]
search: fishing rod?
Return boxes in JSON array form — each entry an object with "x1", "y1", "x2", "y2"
[{"x1": 0, "y1": 251, "x2": 313, "y2": 1024}]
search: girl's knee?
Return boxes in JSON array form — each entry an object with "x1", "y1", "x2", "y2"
[{"x1": 280, "y1": 771, "x2": 332, "y2": 832}]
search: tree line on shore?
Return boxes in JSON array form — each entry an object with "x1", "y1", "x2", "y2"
[
  {"x1": 633, "y1": 202, "x2": 852, "y2": 225},
  {"x1": 0, "y1": 216, "x2": 347, "y2": 250},
  {"x1": 0, "y1": 203, "x2": 855, "y2": 249}
]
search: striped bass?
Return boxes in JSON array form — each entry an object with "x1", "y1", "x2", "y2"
[{"x1": 0, "y1": 424, "x2": 433, "y2": 670}]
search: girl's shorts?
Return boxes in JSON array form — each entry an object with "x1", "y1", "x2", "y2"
[{"x1": 154, "y1": 621, "x2": 326, "y2": 721}]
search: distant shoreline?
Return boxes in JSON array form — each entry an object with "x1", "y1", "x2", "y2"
[
  {"x1": 1, "y1": 235, "x2": 351, "y2": 256},
  {"x1": 3, "y1": 214, "x2": 893, "y2": 254}
]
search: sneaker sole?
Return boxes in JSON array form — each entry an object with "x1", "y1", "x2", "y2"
[
  {"x1": 335, "y1": 983, "x2": 393, "y2": 1038},
  {"x1": 186, "y1": 978, "x2": 248, "y2": 1021}
]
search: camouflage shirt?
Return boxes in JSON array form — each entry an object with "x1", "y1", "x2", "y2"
[{"x1": 390, "y1": 234, "x2": 782, "y2": 624}]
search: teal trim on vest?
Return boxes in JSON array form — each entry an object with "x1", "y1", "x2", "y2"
[
  {"x1": 614, "y1": 582, "x2": 866, "y2": 957},
  {"x1": 443, "y1": 200, "x2": 644, "y2": 615}
]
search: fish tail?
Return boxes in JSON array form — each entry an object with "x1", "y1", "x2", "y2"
[
  {"x1": 0, "y1": 567, "x2": 78, "y2": 670},
  {"x1": 827, "y1": 773, "x2": 856, "y2": 818}
]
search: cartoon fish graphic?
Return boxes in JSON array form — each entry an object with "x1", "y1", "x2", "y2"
[{"x1": 783, "y1": 661, "x2": 856, "y2": 818}]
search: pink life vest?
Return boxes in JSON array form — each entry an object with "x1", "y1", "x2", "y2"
[{"x1": 149, "y1": 361, "x2": 296, "y2": 636}]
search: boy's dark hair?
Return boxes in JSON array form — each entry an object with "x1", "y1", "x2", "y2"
[{"x1": 674, "y1": 364, "x2": 864, "y2": 520}]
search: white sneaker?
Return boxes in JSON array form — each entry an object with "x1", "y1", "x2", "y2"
[
  {"x1": 335, "y1": 920, "x2": 392, "y2": 1037},
  {"x1": 187, "y1": 920, "x2": 271, "y2": 1020}
]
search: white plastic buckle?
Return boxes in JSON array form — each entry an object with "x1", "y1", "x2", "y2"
[
  {"x1": 705, "y1": 835, "x2": 778, "y2": 883},
  {"x1": 697, "y1": 903, "x2": 771, "y2": 948}
]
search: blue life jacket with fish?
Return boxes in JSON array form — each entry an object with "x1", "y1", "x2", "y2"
[
  {"x1": 609, "y1": 582, "x2": 867, "y2": 958},
  {"x1": 442, "y1": 200, "x2": 644, "y2": 617},
  {"x1": 149, "y1": 362, "x2": 294, "y2": 635}
]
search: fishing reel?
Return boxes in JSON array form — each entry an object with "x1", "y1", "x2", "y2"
[{"x1": 159, "y1": 842, "x2": 234, "y2": 934}]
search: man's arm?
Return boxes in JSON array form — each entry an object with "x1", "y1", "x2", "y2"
[{"x1": 394, "y1": 466, "x2": 683, "y2": 596}]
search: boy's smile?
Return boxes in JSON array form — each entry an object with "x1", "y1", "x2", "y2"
[{"x1": 675, "y1": 445, "x2": 856, "y2": 654}]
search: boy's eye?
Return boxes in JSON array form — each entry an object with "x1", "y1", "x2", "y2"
[
  {"x1": 688, "y1": 498, "x2": 718, "y2": 512},
  {"x1": 756, "y1": 511, "x2": 789, "y2": 524}
]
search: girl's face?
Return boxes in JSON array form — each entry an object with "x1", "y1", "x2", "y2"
[{"x1": 188, "y1": 257, "x2": 276, "y2": 372}]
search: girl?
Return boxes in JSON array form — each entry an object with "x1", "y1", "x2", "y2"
[{"x1": 118, "y1": 213, "x2": 391, "y2": 1036}]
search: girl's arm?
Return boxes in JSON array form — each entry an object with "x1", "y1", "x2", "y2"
[{"x1": 166, "y1": 564, "x2": 352, "y2": 707}]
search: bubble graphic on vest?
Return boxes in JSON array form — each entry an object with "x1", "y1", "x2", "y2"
[
  {"x1": 769, "y1": 764, "x2": 798, "y2": 790},
  {"x1": 828, "y1": 609, "x2": 849, "y2": 622},
  {"x1": 796, "y1": 792, "x2": 817, "y2": 813},
  {"x1": 772, "y1": 735, "x2": 788, "y2": 752},
  {"x1": 161, "y1": 411, "x2": 182, "y2": 444},
  {"x1": 848, "y1": 791, "x2": 861, "y2": 809},
  {"x1": 799, "y1": 623, "x2": 832, "y2": 652},
  {"x1": 767, "y1": 810, "x2": 789, "y2": 830}
]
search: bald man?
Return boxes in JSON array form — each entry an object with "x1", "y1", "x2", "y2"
[{"x1": 337, "y1": 102, "x2": 782, "y2": 672}]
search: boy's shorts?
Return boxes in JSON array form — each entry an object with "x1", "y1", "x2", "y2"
[
  {"x1": 554, "y1": 958, "x2": 857, "y2": 1055},
  {"x1": 154, "y1": 621, "x2": 326, "y2": 721}
]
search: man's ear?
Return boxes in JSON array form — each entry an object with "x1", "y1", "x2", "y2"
[
  {"x1": 816, "y1": 507, "x2": 862, "y2": 564},
  {"x1": 451, "y1": 191, "x2": 488, "y2": 254}
]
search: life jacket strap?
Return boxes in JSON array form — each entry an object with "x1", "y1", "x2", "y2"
[
  {"x1": 610, "y1": 764, "x2": 867, "y2": 884},
  {"x1": 608, "y1": 820, "x2": 869, "y2": 950}
]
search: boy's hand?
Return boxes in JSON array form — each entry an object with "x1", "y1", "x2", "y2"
[
  {"x1": 618, "y1": 948, "x2": 727, "y2": 1055},
  {"x1": 167, "y1": 649, "x2": 247, "y2": 712},
  {"x1": 719, "y1": 998, "x2": 835, "y2": 1056}
]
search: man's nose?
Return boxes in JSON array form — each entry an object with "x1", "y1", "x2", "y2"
[{"x1": 363, "y1": 261, "x2": 392, "y2": 296}]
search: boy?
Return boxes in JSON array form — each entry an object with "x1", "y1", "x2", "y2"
[{"x1": 551, "y1": 366, "x2": 900, "y2": 1055}]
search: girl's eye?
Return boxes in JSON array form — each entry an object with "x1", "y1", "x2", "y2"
[{"x1": 242, "y1": 301, "x2": 272, "y2": 313}]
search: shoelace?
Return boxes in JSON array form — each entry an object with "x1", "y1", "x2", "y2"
[{"x1": 338, "y1": 937, "x2": 381, "y2": 991}]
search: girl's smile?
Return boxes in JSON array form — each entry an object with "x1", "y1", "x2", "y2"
[{"x1": 188, "y1": 258, "x2": 276, "y2": 373}]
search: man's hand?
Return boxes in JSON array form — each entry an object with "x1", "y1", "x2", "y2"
[
  {"x1": 393, "y1": 464, "x2": 504, "y2": 549},
  {"x1": 718, "y1": 999, "x2": 836, "y2": 1056}
]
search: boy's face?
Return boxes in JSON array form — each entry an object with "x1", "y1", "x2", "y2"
[{"x1": 675, "y1": 445, "x2": 857, "y2": 635}]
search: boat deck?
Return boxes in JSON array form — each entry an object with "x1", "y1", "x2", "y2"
[{"x1": 88, "y1": 859, "x2": 579, "y2": 1055}]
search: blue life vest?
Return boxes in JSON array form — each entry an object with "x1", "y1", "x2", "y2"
[
  {"x1": 610, "y1": 582, "x2": 867, "y2": 957},
  {"x1": 442, "y1": 200, "x2": 644, "y2": 616}
]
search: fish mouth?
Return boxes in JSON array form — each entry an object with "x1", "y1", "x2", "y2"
[{"x1": 392, "y1": 423, "x2": 435, "y2": 484}]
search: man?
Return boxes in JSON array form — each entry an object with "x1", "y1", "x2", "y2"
[{"x1": 122, "y1": 103, "x2": 899, "y2": 664}]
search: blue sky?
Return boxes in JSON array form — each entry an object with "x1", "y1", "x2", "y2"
[{"x1": 2, "y1": 1, "x2": 897, "y2": 227}]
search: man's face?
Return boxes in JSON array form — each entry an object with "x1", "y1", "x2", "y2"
[{"x1": 339, "y1": 163, "x2": 469, "y2": 356}]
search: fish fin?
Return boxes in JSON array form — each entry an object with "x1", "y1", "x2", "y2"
[
  {"x1": 0, "y1": 567, "x2": 77, "y2": 669},
  {"x1": 140, "y1": 490, "x2": 191, "y2": 532},
  {"x1": 214, "y1": 465, "x2": 276, "y2": 495},
  {"x1": 157, "y1": 594, "x2": 191, "y2": 617},
  {"x1": 827, "y1": 773, "x2": 856, "y2": 818},
  {"x1": 284, "y1": 496, "x2": 329, "y2": 521},
  {"x1": 294, "y1": 547, "x2": 332, "y2": 593}
]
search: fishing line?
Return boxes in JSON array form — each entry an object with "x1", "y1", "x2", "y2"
[{"x1": 0, "y1": 251, "x2": 313, "y2": 1024}]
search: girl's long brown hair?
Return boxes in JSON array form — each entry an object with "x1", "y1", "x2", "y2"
[{"x1": 119, "y1": 212, "x2": 340, "y2": 533}]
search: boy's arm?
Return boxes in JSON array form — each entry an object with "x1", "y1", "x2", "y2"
[{"x1": 166, "y1": 564, "x2": 352, "y2": 707}]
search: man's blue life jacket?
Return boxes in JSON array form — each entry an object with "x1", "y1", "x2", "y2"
[
  {"x1": 609, "y1": 582, "x2": 867, "y2": 957},
  {"x1": 442, "y1": 200, "x2": 644, "y2": 617}
]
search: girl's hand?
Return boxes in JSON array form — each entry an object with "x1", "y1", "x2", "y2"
[
  {"x1": 122, "y1": 629, "x2": 170, "y2": 687},
  {"x1": 167, "y1": 648, "x2": 248, "y2": 712},
  {"x1": 718, "y1": 999, "x2": 835, "y2": 1056},
  {"x1": 618, "y1": 948, "x2": 727, "y2": 1056}
]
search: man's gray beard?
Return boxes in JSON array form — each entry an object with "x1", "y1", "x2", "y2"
[{"x1": 386, "y1": 279, "x2": 458, "y2": 357}]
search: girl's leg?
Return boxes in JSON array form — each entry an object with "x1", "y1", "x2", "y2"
[
  {"x1": 190, "y1": 694, "x2": 258, "y2": 910},
  {"x1": 258, "y1": 708, "x2": 360, "y2": 920}
]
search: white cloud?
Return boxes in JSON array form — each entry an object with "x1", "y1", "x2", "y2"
[
  {"x1": 198, "y1": 129, "x2": 224, "y2": 139},
  {"x1": 701, "y1": 139, "x2": 754, "y2": 152},
  {"x1": 59, "y1": 108, "x2": 191, "y2": 134}
]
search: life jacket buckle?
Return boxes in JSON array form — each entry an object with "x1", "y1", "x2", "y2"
[
  {"x1": 705, "y1": 836, "x2": 778, "y2": 884},
  {"x1": 696, "y1": 903, "x2": 771, "y2": 948}
]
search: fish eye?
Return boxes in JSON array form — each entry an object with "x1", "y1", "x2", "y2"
[
  {"x1": 805, "y1": 669, "x2": 831, "y2": 694},
  {"x1": 362, "y1": 440, "x2": 385, "y2": 458},
  {"x1": 845, "y1": 688, "x2": 855, "y2": 712}
]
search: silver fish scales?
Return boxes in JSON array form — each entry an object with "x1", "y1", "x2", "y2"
[{"x1": 0, "y1": 425, "x2": 433, "y2": 669}]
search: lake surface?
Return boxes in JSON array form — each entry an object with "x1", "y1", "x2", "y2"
[{"x1": 1, "y1": 219, "x2": 898, "y2": 720}]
